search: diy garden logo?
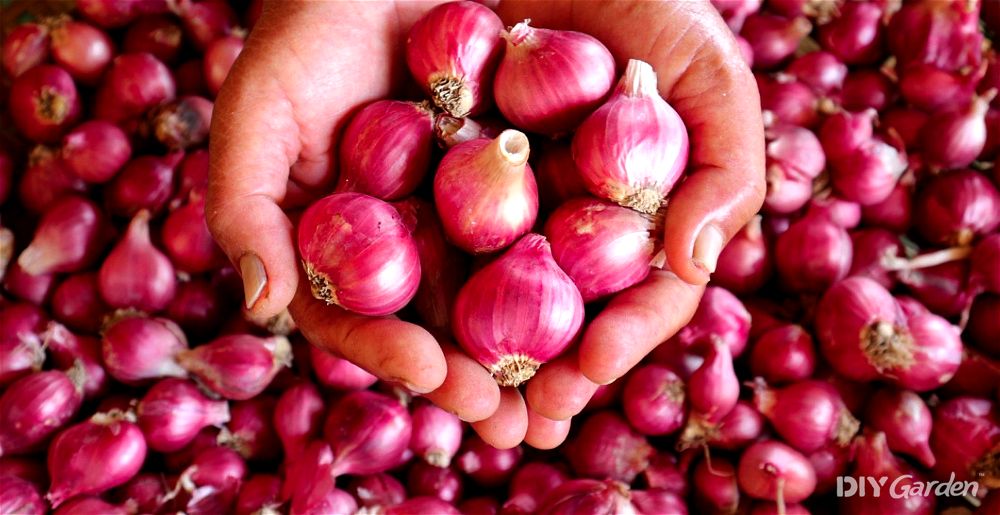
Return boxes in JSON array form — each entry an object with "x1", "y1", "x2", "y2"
[{"x1": 836, "y1": 473, "x2": 979, "y2": 499}]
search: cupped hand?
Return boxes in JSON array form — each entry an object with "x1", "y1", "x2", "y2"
[{"x1": 207, "y1": 0, "x2": 764, "y2": 450}]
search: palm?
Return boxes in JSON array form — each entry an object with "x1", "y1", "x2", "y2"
[{"x1": 207, "y1": 0, "x2": 764, "y2": 449}]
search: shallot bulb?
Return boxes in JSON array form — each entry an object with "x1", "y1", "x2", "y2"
[
  {"x1": 921, "y1": 90, "x2": 994, "y2": 170},
  {"x1": 817, "y1": 0, "x2": 885, "y2": 65},
  {"x1": 930, "y1": 396, "x2": 1000, "y2": 484},
  {"x1": 765, "y1": 123, "x2": 825, "y2": 182},
  {"x1": 409, "y1": 401, "x2": 463, "y2": 468},
  {"x1": 309, "y1": 345, "x2": 378, "y2": 391},
  {"x1": 573, "y1": 59, "x2": 689, "y2": 215},
  {"x1": 407, "y1": 461, "x2": 462, "y2": 502},
  {"x1": 1, "y1": 23, "x2": 49, "y2": 78},
  {"x1": 0, "y1": 475, "x2": 44, "y2": 515},
  {"x1": 47, "y1": 411, "x2": 148, "y2": 507},
  {"x1": 536, "y1": 479, "x2": 635, "y2": 515},
  {"x1": 337, "y1": 100, "x2": 434, "y2": 200},
  {"x1": 43, "y1": 323, "x2": 109, "y2": 399},
  {"x1": 914, "y1": 169, "x2": 1000, "y2": 246},
  {"x1": 61, "y1": 120, "x2": 133, "y2": 183},
  {"x1": 899, "y1": 62, "x2": 984, "y2": 113},
  {"x1": 671, "y1": 286, "x2": 751, "y2": 357},
  {"x1": 693, "y1": 456, "x2": 740, "y2": 513},
  {"x1": 433, "y1": 129, "x2": 538, "y2": 254},
  {"x1": 566, "y1": 411, "x2": 653, "y2": 483},
  {"x1": 98, "y1": 210, "x2": 178, "y2": 312},
  {"x1": 892, "y1": 311, "x2": 963, "y2": 392},
  {"x1": 830, "y1": 135, "x2": 908, "y2": 206},
  {"x1": 688, "y1": 338, "x2": 740, "y2": 422},
  {"x1": 102, "y1": 314, "x2": 188, "y2": 384},
  {"x1": 972, "y1": 234, "x2": 1000, "y2": 293},
  {"x1": 819, "y1": 108, "x2": 875, "y2": 159},
  {"x1": 148, "y1": 95, "x2": 214, "y2": 150},
  {"x1": 787, "y1": 51, "x2": 848, "y2": 94},
  {"x1": 297, "y1": 192, "x2": 421, "y2": 316},
  {"x1": 774, "y1": 214, "x2": 853, "y2": 293},
  {"x1": 888, "y1": 0, "x2": 984, "y2": 72},
  {"x1": 161, "y1": 195, "x2": 225, "y2": 274},
  {"x1": 740, "y1": 14, "x2": 811, "y2": 69},
  {"x1": 865, "y1": 388, "x2": 935, "y2": 468},
  {"x1": 106, "y1": 151, "x2": 184, "y2": 217},
  {"x1": 737, "y1": 441, "x2": 816, "y2": 505},
  {"x1": 406, "y1": 1, "x2": 503, "y2": 117},
  {"x1": 95, "y1": 52, "x2": 176, "y2": 123},
  {"x1": 324, "y1": 390, "x2": 412, "y2": 477},
  {"x1": 544, "y1": 197, "x2": 658, "y2": 302},
  {"x1": 848, "y1": 228, "x2": 902, "y2": 289},
  {"x1": 815, "y1": 277, "x2": 912, "y2": 382},
  {"x1": 203, "y1": 35, "x2": 244, "y2": 96},
  {"x1": 274, "y1": 381, "x2": 325, "y2": 462},
  {"x1": 495, "y1": 20, "x2": 615, "y2": 135},
  {"x1": 177, "y1": 334, "x2": 292, "y2": 400},
  {"x1": 759, "y1": 77, "x2": 819, "y2": 128},
  {"x1": 393, "y1": 197, "x2": 469, "y2": 330},
  {"x1": 48, "y1": 19, "x2": 114, "y2": 84},
  {"x1": 137, "y1": 378, "x2": 230, "y2": 452},
  {"x1": 452, "y1": 233, "x2": 584, "y2": 387},
  {"x1": 845, "y1": 431, "x2": 937, "y2": 515},
  {"x1": 123, "y1": 14, "x2": 184, "y2": 63},
  {"x1": 503, "y1": 462, "x2": 570, "y2": 513},
  {"x1": 0, "y1": 365, "x2": 84, "y2": 455},
  {"x1": 221, "y1": 396, "x2": 280, "y2": 462},
  {"x1": 763, "y1": 163, "x2": 813, "y2": 215},
  {"x1": 714, "y1": 215, "x2": 771, "y2": 295},
  {"x1": 749, "y1": 324, "x2": 816, "y2": 384},
  {"x1": 839, "y1": 69, "x2": 896, "y2": 112},
  {"x1": 534, "y1": 141, "x2": 589, "y2": 211},
  {"x1": 19, "y1": 145, "x2": 87, "y2": 214},
  {"x1": 456, "y1": 436, "x2": 523, "y2": 486},
  {"x1": 752, "y1": 379, "x2": 859, "y2": 453},
  {"x1": 16, "y1": 195, "x2": 107, "y2": 276},
  {"x1": 9, "y1": 65, "x2": 81, "y2": 143},
  {"x1": 621, "y1": 364, "x2": 686, "y2": 436}
]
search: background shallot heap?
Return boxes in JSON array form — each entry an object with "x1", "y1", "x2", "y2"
[{"x1": 0, "y1": 0, "x2": 998, "y2": 514}]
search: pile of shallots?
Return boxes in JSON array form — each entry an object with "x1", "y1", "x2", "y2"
[{"x1": 1, "y1": 0, "x2": 999, "y2": 514}]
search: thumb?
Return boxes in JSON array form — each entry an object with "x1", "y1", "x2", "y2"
[
  {"x1": 660, "y1": 34, "x2": 766, "y2": 284},
  {"x1": 206, "y1": 68, "x2": 302, "y2": 318}
]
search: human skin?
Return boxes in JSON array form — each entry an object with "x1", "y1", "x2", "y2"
[{"x1": 206, "y1": 0, "x2": 765, "y2": 449}]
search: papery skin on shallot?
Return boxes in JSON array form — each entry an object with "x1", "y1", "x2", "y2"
[
  {"x1": 406, "y1": 1, "x2": 503, "y2": 117},
  {"x1": 573, "y1": 59, "x2": 689, "y2": 215},
  {"x1": 452, "y1": 233, "x2": 584, "y2": 387}
]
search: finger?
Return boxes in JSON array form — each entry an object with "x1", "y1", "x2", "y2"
[
  {"x1": 289, "y1": 278, "x2": 446, "y2": 394},
  {"x1": 207, "y1": 59, "x2": 301, "y2": 319},
  {"x1": 524, "y1": 409, "x2": 572, "y2": 450},
  {"x1": 470, "y1": 387, "x2": 528, "y2": 450},
  {"x1": 659, "y1": 44, "x2": 765, "y2": 284},
  {"x1": 578, "y1": 270, "x2": 704, "y2": 385},
  {"x1": 525, "y1": 354, "x2": 600, "y2": 421},
  {"x1": 424, "y1": 343, "x2": 502, "y2": 423}
]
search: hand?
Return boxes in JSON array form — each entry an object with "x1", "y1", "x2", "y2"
[{"x1": 207, "y1": 0, "x2": 764, "y2": 450}]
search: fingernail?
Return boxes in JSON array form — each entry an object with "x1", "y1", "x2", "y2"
[
  {"x1": 392, "y1": 377, "x2": 434, "y2": 395},
  {"x1": 239, "y1": 252, "x2": 267, "y2": 310},
  {"x1": 692, "y1": 224, "x2": 725, "y2": 274}
]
